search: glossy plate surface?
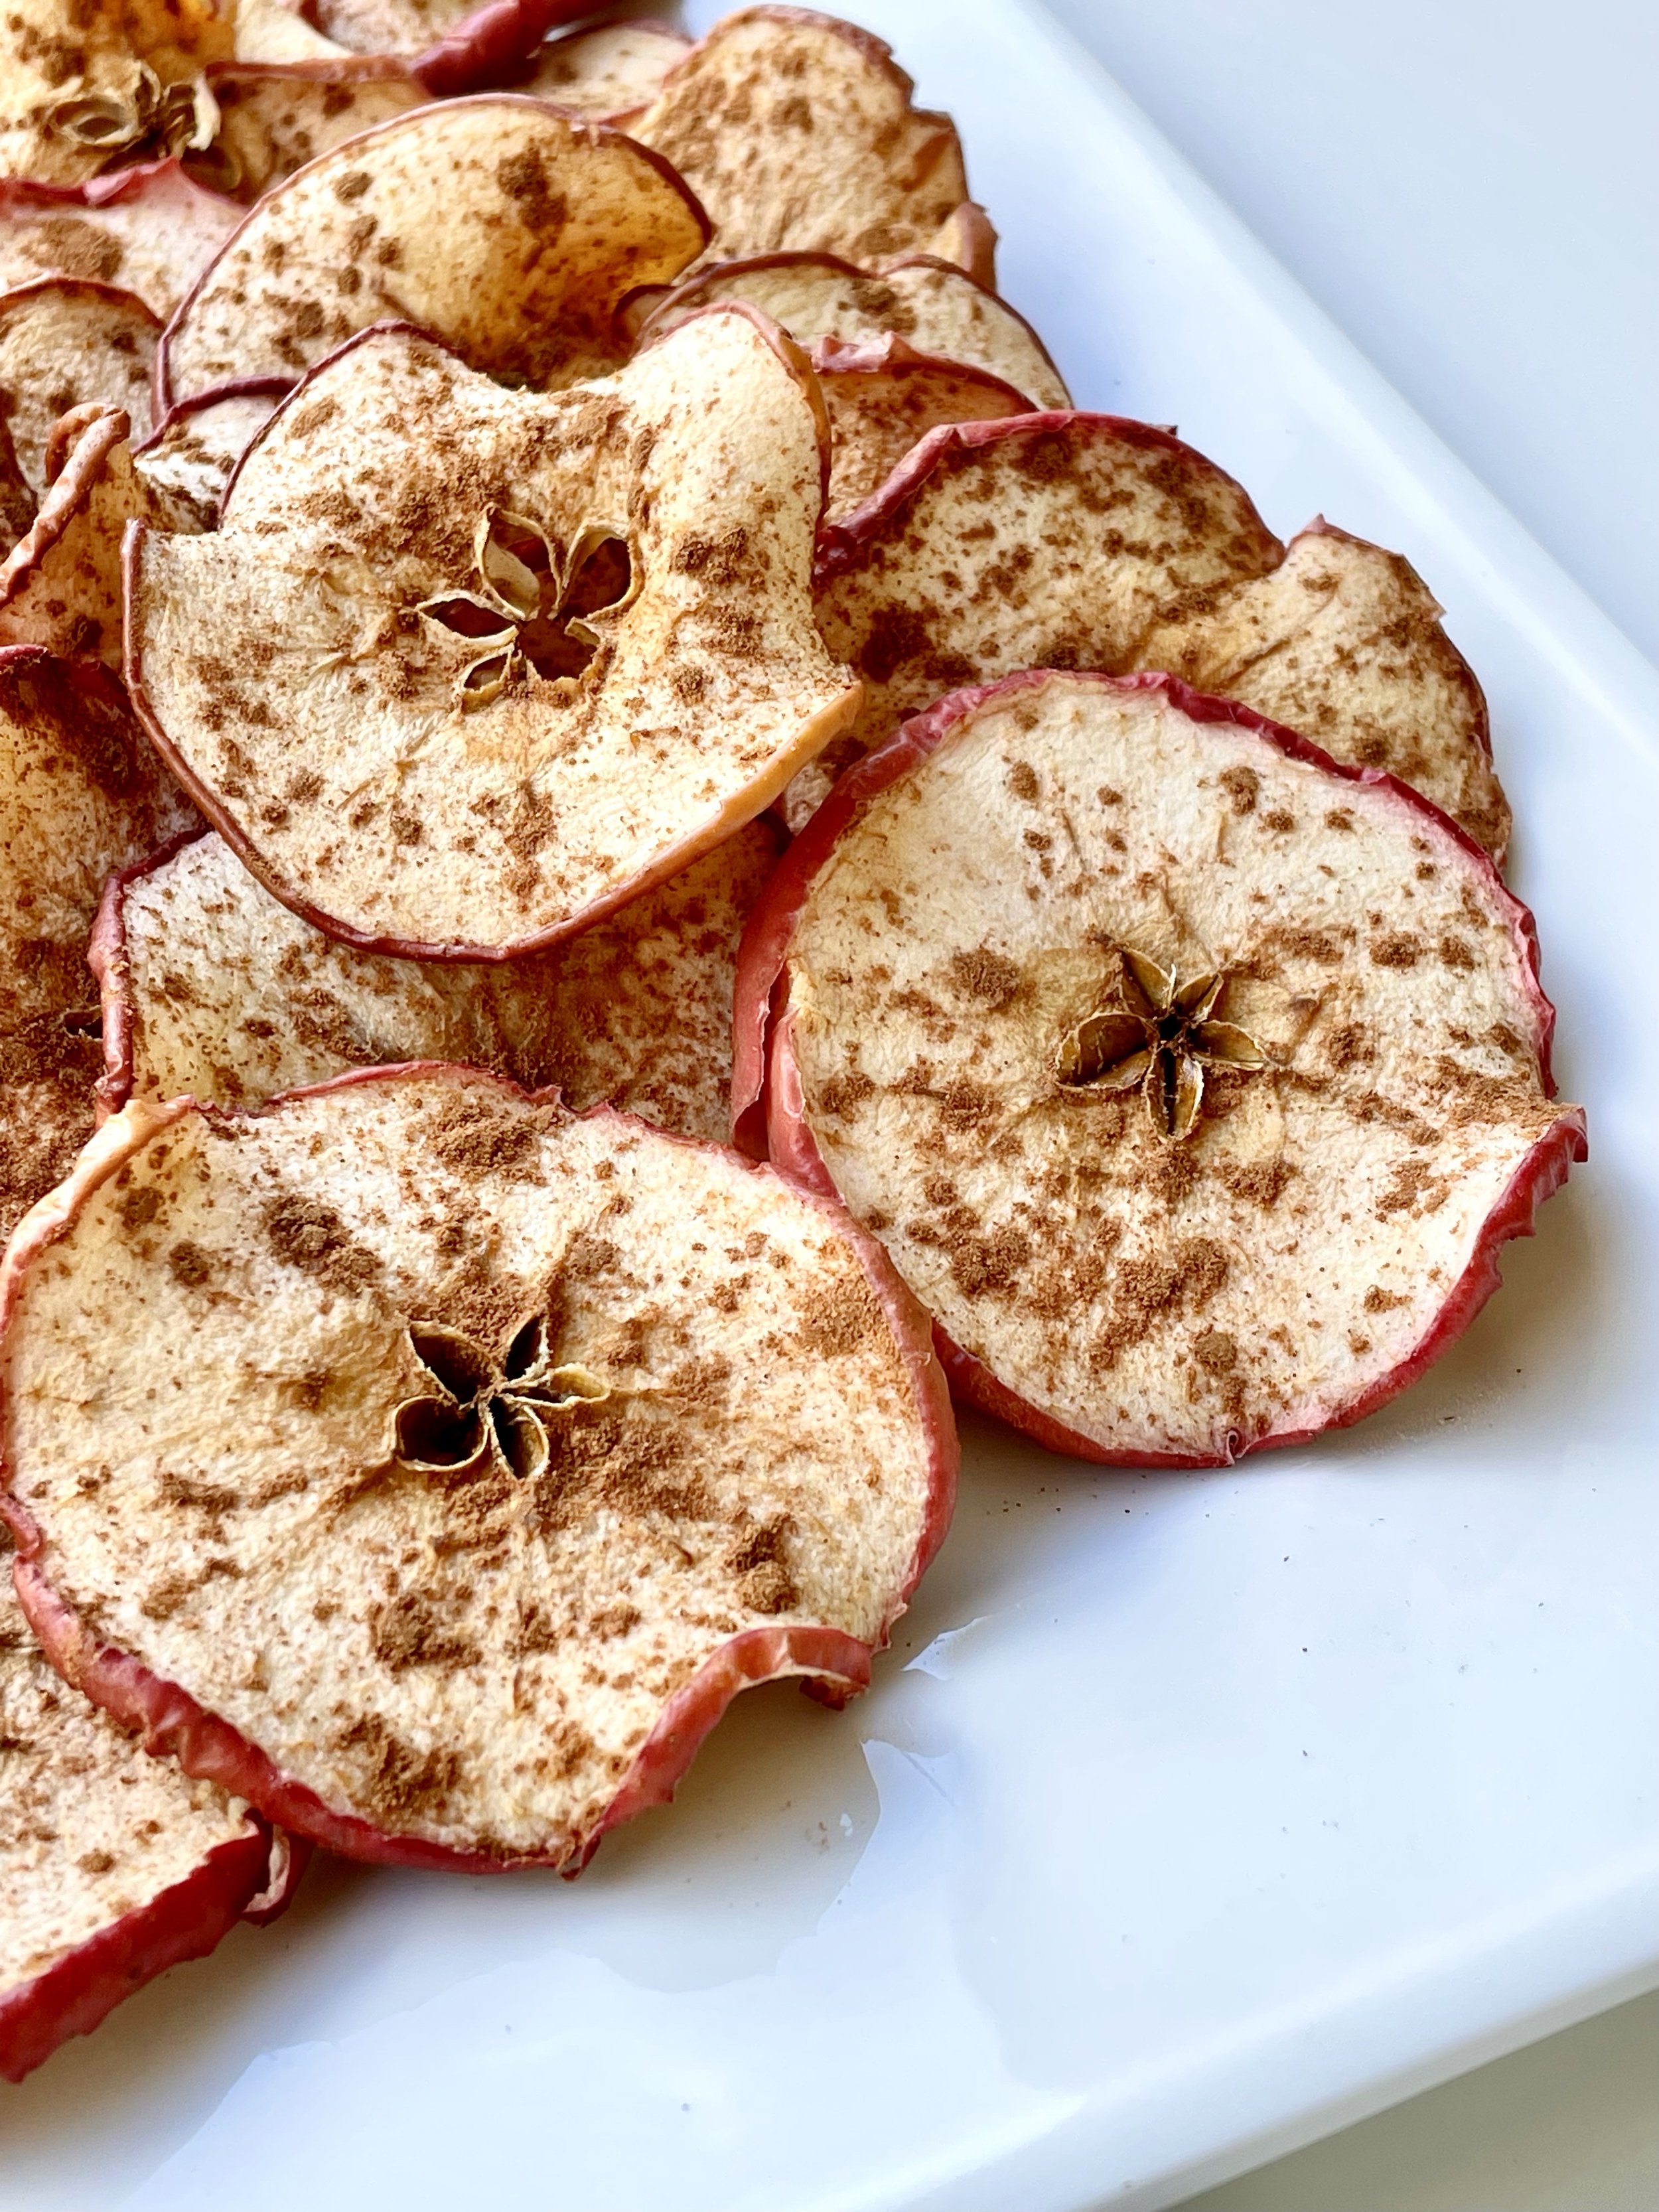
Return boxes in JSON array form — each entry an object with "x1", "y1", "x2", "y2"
[{"x1": 3, "y1": 5, "x2": 1656, "y2": 2206}]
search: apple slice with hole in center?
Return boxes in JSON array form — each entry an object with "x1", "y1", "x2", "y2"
[
  {"x1": 735, "y1": 669, "x2": 1583, "y2": 1466},
  {"x1": 0, "y1": 1553, "x2": 299, "y2": 2083},
  {"x1": 631, "y1": 8, "x2": 969, "y2": 268},
  {"x1": 810, "y1": 412, "x2": 1511, "y2": 857},
  {"x1": 157, "y1": 96, "x2": 711, "y2": 413},
  {"x1": 0, "y1": 163, "x2": 242, "y2": 322},
  {"x1": 1, "y1": 1066, "x2": 957, "y2": 1870},
  {"x1": 627, "y1": 252, "x2": 1069, "y2": 411},
  {"x1": 128, "y1": 308, "x2": 857, "y2": 959},
  {"x1": 94, "y1": 819, "x2": 780, "y2": 1142}
]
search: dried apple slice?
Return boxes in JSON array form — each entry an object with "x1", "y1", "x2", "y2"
[
  {"x1": 1, "y1": 407, "x2": 144, "y2": 662},
  {"x1": 1132, "y1": 518, "x2": 1511, "y2": 861},
  {"x1": 0, "y1": 646, "x2": 196, "y2": 1245},
  {"x1": 159, "y1": 95, "x2": 710, "y2": 407},
  {"x1": 737, "y1": 670, "x2": 1584, "y2": 1465},
  {"x1": 1, "y1": 0, "x2": 233, "y2": 186},
  {"x1": 206, "y1": 60, "x2": 429, "y2": 201},
  {"x1": 131, "y1": 386, "x2": 285, "y2": 528},
  {"x1": 631, "y1": 8, "x2": 968, "y2": 266},
  {"x1": 0, "y1": 1552, "x2": 293, "y2": 2083},
  {"x1": 814, "y1": 334, "x2": 1032, "y2": 523},
  {"x1": 96, "y1": 820, "x2": 779, "y2": 1140},
  {"x1": 0, "y1": 415, "x2": 30, "y2": 550},
  {"x1": 910, "y1": 200, "x2": 997, "y2": 287},
  {"x1": 0, "y1": 277, "x2": 158, "y2": 494},
  {"x1": 628, "y1": 252, "x2": 1069, "y2": 409},
  {"x1": 232, "y1": 0, "x2": 354, "y2": 63},
  {"x1": 520, "y1": 21, "x2": 692, "y2": 121},
  {"x1": 129, "y1": 310, "x2": 857, "y2": 958},
  {"x1": 0, "y1": 163, "x2": 240, "y2": 321},
  {"x1": 1, "y1": 1066, "x2": 957, "y2": 1869},
  {"x1": 812, "y1": 413, "x2": 1510, "y2": 855}
]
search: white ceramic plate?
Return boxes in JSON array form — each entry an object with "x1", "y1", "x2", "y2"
[{"x1": 3, "y1": 7, "x2": 1657, "y2": 2207}]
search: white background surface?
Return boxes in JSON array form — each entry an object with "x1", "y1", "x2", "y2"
[
  {"x1": 1, "y1": 7, "x2": 1656, "y2": 2210},
  {"x1": 1039, "y1": 0, "x2": 1659, "y2": 668},
  {"x1": 1028, "y1": 5, "x2": 1658, "y2": 2200}
]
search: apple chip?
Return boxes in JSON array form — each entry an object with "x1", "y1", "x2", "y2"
[
  {"x1": 811, "y1": 413, "x2": 1511, "y2": 854},
  {"x1": 1131, "y1": 518, "x2": 1511, "y2": 861},
  {"x1": 131, "y1": 386, "x2": 284, "y2": 528},
  {"x1": 911, "y1": 200, "x2": 997, "y2": 287},
  {"x1": 96, "y1": 820, "x2": 780, "y2": 1140},
  {"x1": 130, "y1": 311, "x2": 857, "y2": 957},
  {"x1": 631, "y1": 8, "x2": 968, "y2": 266},
  {"x1": 1, "y1": 0, "x2": 233, "y2": 186},
  {"x1": 0, "y1": 163, "x2": 240, "y2": 321},
  {"x1": 305, "y1": 0, "x2": 584, "y2": 68},
  {"x1": 0, "y1": 415, "x2": 30, "y2": 550},
  {"x1": 814, "y1": 334, "x2": 1032, "y2": 522},
  {"x1": 206, "y1": 60, "x2": 430, "y2": 202},
  {"x1": 522, "y1": 21, "x2": 692, "y2": 121},
  {"x1": 232, "y1": 0, "x2": 354, "y2": 64},
  {"x1": 159, "y1": 96, "x2": 710, "y2": 407},
  {"x1": 0, "y1": 406, "x2": 149, "y2": 663},
  {"x1": 1, "y1": 1067, "x2": 958, "y2": 1869},
  {"x1": 737, "y1": 670, "x2": 1584, "y2": 1465},
  {"x1": 0, "y1": 646, "x2": 196, "y2": 1246},
  {"x1": 0, "y1": 277, "x2": 158, "y2": 494},
  {"x1": 629, "y1": 252, "x2": 1069, "y2": 408},
  {"x1": 0, "y1": 1553, "x2": 291, "y2": 2083}
]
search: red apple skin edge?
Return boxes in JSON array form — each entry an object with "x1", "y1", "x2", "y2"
[
  {"x1": 412, "y1": 0, "x2": 597, "y2": 97},
  {"x1": 1, "y1": 1065, "x2": 958, "y2": 1874},
  {"x1": 733, "y1": 667, "x2": 1588, "y2": 1471},
  {"x1": 0, "y1": 1788, "x2": 274, "y2": 2084}
]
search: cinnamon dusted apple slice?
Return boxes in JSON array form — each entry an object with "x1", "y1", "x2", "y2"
[
  {"x1": 0, "y1": 1552, "x2": 296, "y2": 2083},
  {"x1": 737, "y1": 670, "x2": 1584, "y2": 1465},
  {"x1": 1, "y1": 407, "x2": 142, "y2": 662},
  {"x1": 159, "y1": 97, "x2": 710, "y2": 409},
  {"x1": 206, "y1": 60, "x2": 429, "y2": 202},
  {"x1": 1, "y1": 0, "x2": 232, "y2": 186},
  {"x1": 96, "y1": 820, "x2": 779, "y2": 1141},
  {"x1": 0, "y1": 163, "x2": 240, "y2": 321},
  {"x1": 130, "y1": 310, "x2": 856, "y2": 957},
  {"x1": 630, "y1": 254, "x2": 1068, "y2": 410},
  {"x1": 0, "y1": 278, "x2": 158, "y2": 494},
  {"x1": 1132, "y1": 518, "x2": 1511, "y2": 861},
  {"x1": 910, "y1": 201, "x2": 997, "y2": 287},
  {"x1": 1, "y1": 1067, "x2": 957, "y2": 1869},
  {"x1": 631, "y1": 9, "x2": 968, "y2": 267},
  {"x1": 131, "y1": 387, "x2": 284, "y2": 528},
  {"x1": 522, "y1": 21, "x2": 692, "y2": 122},
  {"x1": 814, "y1": 335, "x2": 1032, "y2": 522},
  {"x1": 812, "y1": 413, "x2": 1511, "y2": 855},
  {"x1": 0, "y1": 646, "x2": 196, "y2": 1245}
]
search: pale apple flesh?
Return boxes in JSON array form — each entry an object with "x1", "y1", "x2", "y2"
[
  {"x1": 0, "y1": 163, "x2": 242, "y2": 322},
  {"x1": 812, "y1": 413, "x2": 1511, "y2": 856},
  {"x1": 96, "y1": 820, "x2": 781, "y2": 1143},
  {"x1": 128, "y1": 310, "x2": 858, "y2": 958},
  {"x1": 157, "y1": 97, "x2": 712, "y2": 409},
  {"x1": 628, "y1": 252, "x2": 1070, "y2": 411},
  {"x1": 0, "y1": 277, "x2": 158, "y2": 494},
  {"x1": 631, "y1": 8, "x2": 969, "y2": 267},
  {"x1": 814, "y1": 334, "x2": 1033, "y2": 523},
  {"x1": 735, "y1": 670, "x2": 1582, "y2": 1465},
  {"x1": 0, "y1": 645, "x2": 196, "y2": 1247},
  {"x1": 0, "y1": 1069, "x2": 958, "y2": 1869},
  {"x1": 518, "y1": 21, "x2": 692, "y2": 121},
  {"x1": 205, "y1": 60, "x2": 429, "y2": 202},
  {"x1": 0, "y1": 1556, "x2": 285, "y2": 2083}
]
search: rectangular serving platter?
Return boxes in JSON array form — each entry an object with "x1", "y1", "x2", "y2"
[{"x1": 3, "y1": 3, "x2": 1658, "y2": 2207}]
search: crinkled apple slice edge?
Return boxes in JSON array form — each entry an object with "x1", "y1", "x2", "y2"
[
  {"x1": 731, "y1": 667, "x2": 1586, "y2": 1467},
  {"x1": 0, "y1": 1066, "x2": 958, "y2": 1874}
]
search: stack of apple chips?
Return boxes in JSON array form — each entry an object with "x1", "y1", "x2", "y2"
[{"x1": 0, "y1": 2, "x2": 1581, "y2": 2079}]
